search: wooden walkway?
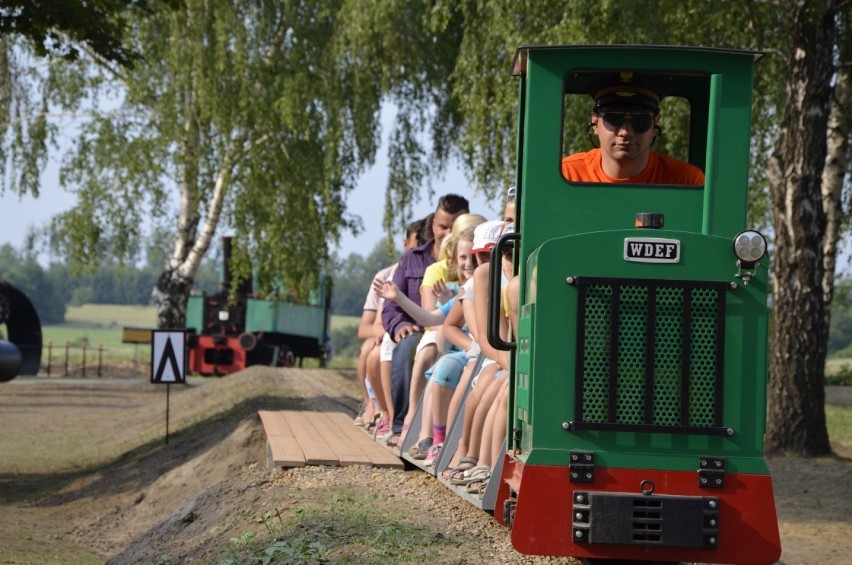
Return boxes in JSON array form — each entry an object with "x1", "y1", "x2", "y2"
[{"x1": 258, "y1": 410, "x2": 403, "y2": 470}]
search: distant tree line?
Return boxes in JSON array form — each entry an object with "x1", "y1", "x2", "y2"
[
  {"x1": 0, "y1": 243, "x2": 219, "y2": 325},
  {"x1": 0, "y1": 234, "x2": 398, "y2": 326}
]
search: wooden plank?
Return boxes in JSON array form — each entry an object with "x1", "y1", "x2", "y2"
[
  {"x1": 280, "y1": 410, "x2": 339, "y2": 466},
  {"x1": 306, "y1": 412, "x2": 373, "y2": 466},
  {"x1": 258, "y1": 411, "x2": 306, "y2": 468},
  {"x1": 259, "y1": 410, "x2": 404, "y2": 469},
  {"x1": 258, "y1": 410, "x2": 292, "y2": 437},
  {"x1": 324, "y1": 412, "x2": 404, "y2": 469},
  {"x1": 267, "y1": 437, "x2": 306, "y2": 468}
]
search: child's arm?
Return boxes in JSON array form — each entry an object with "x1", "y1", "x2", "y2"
[{"x1": 373, "y1": 279, "x2": 446, "y2": 328}]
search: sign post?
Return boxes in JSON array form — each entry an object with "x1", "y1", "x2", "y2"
[{"x1": 150, "y1": 330, "x2": 188, "y2": 444}]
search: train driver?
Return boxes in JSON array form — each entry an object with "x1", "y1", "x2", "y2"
[{"x1": 561, "y1": 72, "x2": 705, "y2": 185}]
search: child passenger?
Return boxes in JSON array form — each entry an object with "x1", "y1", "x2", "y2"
[
  {"x1": 441, "y1": 188, "x2": 515, "y2": 484},
  {"x1": 374, "y1": 213, "x2": 486, "y2": 451}
]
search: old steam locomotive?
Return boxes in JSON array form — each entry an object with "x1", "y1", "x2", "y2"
[{"x1": 185, "y1": 237, "x2": 332, "y2": 375}]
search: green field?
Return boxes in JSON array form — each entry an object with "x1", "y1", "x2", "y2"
[{"x1": 35, "y1": 304, "x2": 359, "y2": 374}]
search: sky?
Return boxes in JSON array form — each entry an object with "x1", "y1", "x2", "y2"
[{"x1": 0, "y1": 117, "x2": 499, "y2": 263}]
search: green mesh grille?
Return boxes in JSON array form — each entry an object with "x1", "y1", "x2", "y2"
[{"x1": 577, "y1": 279, "x2": 724, "y2": 431}]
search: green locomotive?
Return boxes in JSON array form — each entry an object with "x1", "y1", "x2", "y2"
[{"x1": 490, "y1": 45, "x2": 781, "y2": 564}]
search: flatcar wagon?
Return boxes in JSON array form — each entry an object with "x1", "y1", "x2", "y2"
[
  {"x1": 486, "y1": 45, "x2": 781, "y2": 564},
  {"x1": 185, "y1": 237, "x2": 332, "y2": 375}
]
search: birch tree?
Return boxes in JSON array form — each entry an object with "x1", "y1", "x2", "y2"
[
  {"x1": 766, "y1": 0, "x2": 843, "y2": 456},
  {"x1": 42, "y1": 1, "x2": 425, "y2": 328}
]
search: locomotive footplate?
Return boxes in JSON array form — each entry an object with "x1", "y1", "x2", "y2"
[{"x1": 572, "y1": 490, "x2": 719, "y2": 549}]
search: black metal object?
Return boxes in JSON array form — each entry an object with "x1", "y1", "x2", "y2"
[
  {"x1": 569, "y1": 451, "x2": 596, "y2": 483},
  {"x1": 487, "y1": 231, "x2": 520, "y2": 352},
  {"x1": 572, "y1": 490, "x2": 720, "y2": 549},
  {"x1": 0, "y1": 280, "x2": 42, "y2": 382},
  {"x1": 0, "y1": 340, "x2": 22, "y2": 380},
  {"x1": 698, "y1": 456, "x2": 726, "y2": 489}
]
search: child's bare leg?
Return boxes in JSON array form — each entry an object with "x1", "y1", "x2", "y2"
[
  {"x1": 478, "y1": 389, "x2": 498, "y2": 466},
  {"x1": 431, "y1": 381, "x2": 453, "y2": 433},
  {"x1": 366, "y1": 347, "x2": 389, "y2": 422},
  {"x1": 452, "y1": 363, "x2": 499, "y2": 465},
  {"x1": 467, "y1": 371, "x2": 508, "y2": 463},
  {"x1": 417, "y1": 380, "x2": 434, "y2": 441},
  {"x1": 356, "y1": 339, "x2": 376, "y2": 421},
  {"x1": 446, "y1": 358, "x2": 478, "y2": 426},
  {"x1": 490, "y1": 380, "x2": 510, "y2": 469},
  {"x1": 380, "y1": 359, "x2": 394, "y2": 427}
]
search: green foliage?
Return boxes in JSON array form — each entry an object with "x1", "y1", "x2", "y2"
[
  {"x1": 0, "y1": 38, "x2": 55, "y2": 198},
  {"x1": 255, "y1": 536, "x2": 326, "y2": 564},
  {"x1": 0, "y1": 0, "x2": 176, "y2": 66},
  {"x1": 826, "y1": 366, "x2": 852, "y2": 387},
  {"x1": 0, "y1": 2, "x2": 180, "y2": 199},
  {"x1": 33, "y1": 0, "x2": 461, "y2": 327},
  {"x1": 330, "y1": 326, "x2": 360, "y2": 365},
  {"x1": 212, "y1": 490, "x2": 448, "y2": 564}
]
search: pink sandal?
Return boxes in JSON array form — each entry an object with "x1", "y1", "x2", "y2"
[{"x1": 372, "y1": 419, "x2": 389, "y2": 440}]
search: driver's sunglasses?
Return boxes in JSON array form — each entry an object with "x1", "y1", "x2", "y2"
[{"x1": 598, "y1": 111, "x2": 655, "y2": 134}]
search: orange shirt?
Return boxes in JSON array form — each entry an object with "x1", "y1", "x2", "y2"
[{"x1": 561, "y1": 148, "x2": 705, "y2": 185}]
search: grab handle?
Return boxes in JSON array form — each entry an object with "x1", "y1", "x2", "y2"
[{"x1": 487, "y1": 232, "x2": 520, "y2": 351}]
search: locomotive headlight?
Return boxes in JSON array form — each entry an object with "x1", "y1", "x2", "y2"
[
  {"x1": 733, "y1": 230, "x2": 767, "y2": 264},
  {"x1": 218, "y1": 310, "x2": 230, "y2": 322}
]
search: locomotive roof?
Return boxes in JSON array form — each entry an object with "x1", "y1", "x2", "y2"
[{"x1": 511, "y1": 44, "x2": 764, "y2": 76}]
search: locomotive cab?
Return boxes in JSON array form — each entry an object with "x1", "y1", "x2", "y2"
[{"x1": 493, "y1": 46, "x2": 781, "y2": 564}]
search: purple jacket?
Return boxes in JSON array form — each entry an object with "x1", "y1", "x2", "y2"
[{"x1": 381, "y1": 239, "x2": 436, "y2": 340}]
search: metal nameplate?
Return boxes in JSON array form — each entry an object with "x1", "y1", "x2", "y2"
[{"x1": 624, "y1": 238, "x2": 681, "y2": 263}]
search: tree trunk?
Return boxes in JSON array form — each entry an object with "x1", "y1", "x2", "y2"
[
  {"x1": 152, "y1": 267, "x2": 194, "y2": 329},
  {"x1": 822, "y1": 64, "x2": 850, "y2": 290},
  {"x1": 766, "y1": 0, "x2": 837, "y2": 456}
]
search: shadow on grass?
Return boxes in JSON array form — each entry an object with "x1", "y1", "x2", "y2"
[{"x1": 0, "y1": 392, "x2": 357, "y2": 506}]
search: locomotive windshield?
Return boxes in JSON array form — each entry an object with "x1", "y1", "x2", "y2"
[{"x1": 561, "y1": 70, "x2": 708, "y2": 186}]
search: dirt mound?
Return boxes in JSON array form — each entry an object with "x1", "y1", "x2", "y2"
[
  {"x1": 105, "y1": 420, "x2": 267, "y2": 564},
  {"x1": 76, "y1": 416, "x2": 266, "y2": 558}
]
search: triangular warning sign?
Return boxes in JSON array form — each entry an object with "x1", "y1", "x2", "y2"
[
  {"x1": 151, "y1": 331, "x2": 186, "y2": 384},
  {"x1": 155, "y1": 337, "x2": 181, "y2": 382}
]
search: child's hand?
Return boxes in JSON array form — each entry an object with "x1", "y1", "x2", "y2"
[
  {"x1": 372, "y1": 278, "x2": 399, "y2": 301},
  {"x1": 432, "y1": 279, "x2": 456, "y2": 304}
]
